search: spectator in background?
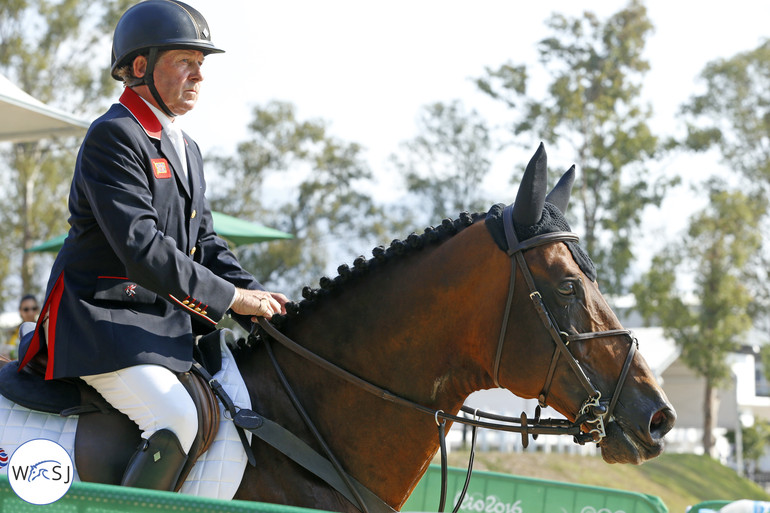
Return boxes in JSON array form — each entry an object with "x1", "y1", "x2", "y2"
[{"x1": 2, "y1": 294, "x2": 38, "y2": 359}]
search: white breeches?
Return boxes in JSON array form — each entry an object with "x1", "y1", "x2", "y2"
[{"x1": 81, "y1": 364, "x2": 198, "y2": 454}]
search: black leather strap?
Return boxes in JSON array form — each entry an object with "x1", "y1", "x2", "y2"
[
  {"x1": 242, "y1": 413, "x2": 395, "y2": 513},
  {"x1": 194, "y1": 356, "x2": 393, "y2": 513},
  {"x1": 190, "y1": 362, "x2": 256, "y2": 467}
]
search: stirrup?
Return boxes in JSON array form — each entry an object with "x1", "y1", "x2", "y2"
[{"x1": 121, "y1": 428, "x2": 188, "y2": 491}]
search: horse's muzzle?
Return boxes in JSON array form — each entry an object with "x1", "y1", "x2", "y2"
[{"x1": 600, "y1": 402, "x2": 676, "y2": 464}]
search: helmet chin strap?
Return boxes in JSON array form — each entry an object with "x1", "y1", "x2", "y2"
[{"x1": 137, "y1": 47, "x2": 176, "y2": 118}]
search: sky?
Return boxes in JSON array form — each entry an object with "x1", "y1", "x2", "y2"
[
  {"x1": 0, "y1": 3, "x2": 766, "y2": 341},
  {"x1": 179, "y1": 1, "x2": 770, "y2": 166},
  {"x1": 170, "y1": 0, "x2": 770, "y2": 280}
]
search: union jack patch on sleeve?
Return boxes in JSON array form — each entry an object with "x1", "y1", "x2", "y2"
[{"x1": 151, "y1": 158, "x2": 171, "y2": 179}]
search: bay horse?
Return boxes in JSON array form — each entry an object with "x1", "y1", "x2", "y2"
[
  {"x1": 229, "y1": 144, "x2": 675, "y2": 510},
  {"x1": 0, "y1": 144, "x2": 675, "y2": 511}
]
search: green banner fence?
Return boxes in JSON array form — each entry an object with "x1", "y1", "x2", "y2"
[
  {"x1": 0, "y1": 463, "x2": 670, "y2": 513},
  {"x1": 403, "y1": 464, "x2": 668, "y2": 513},
  {"x1": 0, "y1": 475, "x2": 319, "y2": 513}
]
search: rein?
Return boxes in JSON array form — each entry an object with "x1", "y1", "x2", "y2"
[{"x1": 253, "y1": 204, "x2": 639, "y2": 512}]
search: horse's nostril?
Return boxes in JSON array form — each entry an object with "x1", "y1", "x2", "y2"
[{"x1": 649, "y1": 406, "x2": 676, "y2": 439}]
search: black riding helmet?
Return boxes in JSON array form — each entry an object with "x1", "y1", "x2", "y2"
[{"x1": 111, "y1": 0, "x2": 224, "y2": 117}]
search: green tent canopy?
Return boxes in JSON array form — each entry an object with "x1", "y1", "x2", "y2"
[
  {"x1": 210, "y1": 211, "x2": 293, "y2": 246},
  {"x1": 26, "y1": 233, "x2": 67, "y2": 253},
  {"x1": 26, "y1": 211, "x2": 292, "y2": 253}
]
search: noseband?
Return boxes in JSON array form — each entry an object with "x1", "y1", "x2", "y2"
[{"x1": 492, "y1": 204, "x2": 638, "y2": 443}]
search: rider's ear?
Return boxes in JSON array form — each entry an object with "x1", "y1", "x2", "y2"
[
  {"x1": 513, "y1": 142, "x2": 547, "y2": 226},
  {"x1": 132, "y1": 55, "x2": 147, "y2": 79},
  {"x1": 545, "y1": 165, "x2": 576, "y2": 214}
]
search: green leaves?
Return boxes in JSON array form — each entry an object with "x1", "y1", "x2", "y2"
[
  {"x1": 389, "y1": 100, "x2": 493, "y2": 225},
  {"x1": 681, "y1": 40, "x2": 770, "y2": 184},
  {"x1": 0, "y1": 0, "x2": 131, "y2": 304},
  {"x1": 206, "y1": 101, "x2": 391, "y2": 296},
  {"x1": 477, "y1": 0, "x2": 666, "y2": 295},
  {"x1": 633, "y1": 184, "x2": 767, "y2": 385}
]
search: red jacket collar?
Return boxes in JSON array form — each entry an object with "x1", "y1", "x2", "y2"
[{"x1": 119, "y1": 87, "x2": 162, "y2": 139}]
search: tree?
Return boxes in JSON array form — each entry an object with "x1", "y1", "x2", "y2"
[
  {"x1": 727, "y1": 419, "x2": 770, "y2": 479},
  {"x1": 0, "y1": 0, "x2": 131, "y2": 305},
  {"x1": 206, "y1": 101, "x2": 394, "y2": 297},
  {"x1": 476, "y1": 0, "x2": 675, "y2": 295},
  {"x1": 389, "y1": 100, "x2": 493, "y2": 227},
  {"x1": 632, "y1": 182, "x2": 767, "y2": 457},
  {"x1": 681, "y1": 40, "x2": 770, "y2": 187},
  {"x1": 680, "y1": 39, "x2": 770, "y2": 334}
]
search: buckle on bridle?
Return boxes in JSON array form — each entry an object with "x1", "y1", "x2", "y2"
[{"x1": 576, "y1": 393, "x2": 607, "y2": 444}]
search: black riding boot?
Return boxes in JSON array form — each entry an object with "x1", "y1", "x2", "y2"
[{"x1": 121, "y1": 428, "x2": 188, "y2": 491}]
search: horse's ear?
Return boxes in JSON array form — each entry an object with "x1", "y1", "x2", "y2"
[
  {"x1": 512, "y1": 142, "x2": 548, "y2": 226},
  {"x1": 545, "y1": 165, "x2": 575, "y2": 214}
]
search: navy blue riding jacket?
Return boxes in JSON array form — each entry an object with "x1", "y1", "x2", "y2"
[{"x1": 19, "y1": 87, "x2": 262, "y2": 379}]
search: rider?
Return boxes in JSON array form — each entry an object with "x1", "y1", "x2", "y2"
[{"x1": 17, "y1": 0, "x2": 287, "y2": 491}]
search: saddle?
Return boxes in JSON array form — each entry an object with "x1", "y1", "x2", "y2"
[{"x1": 0, "y1": 330, "x2": 225, "y2": 491}]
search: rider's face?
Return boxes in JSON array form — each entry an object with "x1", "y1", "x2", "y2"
[{"x1": 133, "y1": 49, "x2": 205, "y2": 117}]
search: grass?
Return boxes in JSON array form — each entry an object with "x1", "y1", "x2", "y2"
[{"x1": 442, "y1": 451, "x2": 770, "y2": 513}]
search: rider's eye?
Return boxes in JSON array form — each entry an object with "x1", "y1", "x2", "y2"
[{"x1": 558, "y1": 281, "x2": 576, "y2": 296}]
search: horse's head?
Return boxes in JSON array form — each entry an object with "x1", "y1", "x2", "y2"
[{"x1": 490, "y1": 143, "x2": 675, "y2": 464}]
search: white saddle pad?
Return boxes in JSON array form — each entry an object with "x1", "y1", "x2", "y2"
[{"x1": 0, "y1": 329, "x2": 252, "y2": 500}]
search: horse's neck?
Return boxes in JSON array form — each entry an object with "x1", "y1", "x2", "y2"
[{"x1": 240, "y1": 224, "x2": 509, "y2": 509}]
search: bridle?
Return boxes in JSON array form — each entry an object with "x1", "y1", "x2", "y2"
[
  {"x1": 252, "y1": 204, "x2": 639, "y2": 513},
  {"x1": 492, "y1": 204, "x2": 638, "y2": 444}
]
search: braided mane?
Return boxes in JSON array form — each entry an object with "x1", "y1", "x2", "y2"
[{"x1": 268, "y1": 211, "x2": 485, "y2": 330}]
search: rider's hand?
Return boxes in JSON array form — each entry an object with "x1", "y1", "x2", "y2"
[{"x1": 231, "y1": 288, "x2": 289, "y2": 321}]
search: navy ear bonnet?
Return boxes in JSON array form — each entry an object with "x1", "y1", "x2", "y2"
[{"x1": 485, "y1": 202, "x2": 597, "y2": 282}]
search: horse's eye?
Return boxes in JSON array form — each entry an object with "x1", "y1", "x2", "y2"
[{"x1": 558, "y1": 281, "x2": 576, "y2": 296}]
